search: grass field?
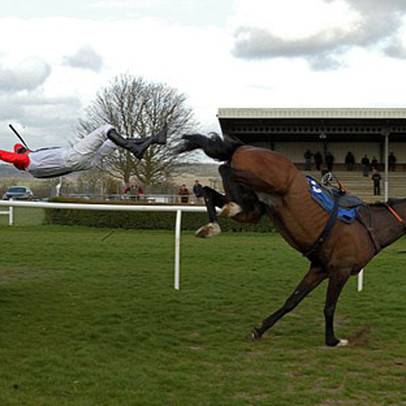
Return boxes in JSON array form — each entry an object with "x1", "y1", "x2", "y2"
[
  {"x1": 0, "y1": 207, "x2": 45, "y2": 226},
  {"x1": 0, "y1": 222, "x2": 405, "y2": 405}
]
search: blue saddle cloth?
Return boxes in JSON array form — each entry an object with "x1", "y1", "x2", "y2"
[{"x1": 306, "y1": 176, "x2": 362, "y2": 224}]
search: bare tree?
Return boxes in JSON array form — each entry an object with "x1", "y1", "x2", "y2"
[{"x1": 76, "y1": 74, "x2": 197, "y2": 185}]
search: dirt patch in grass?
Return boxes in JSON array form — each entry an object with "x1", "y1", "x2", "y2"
[
  {"x1": 0, "y1": 267, "x2": 49, "y2": 285},
  {"x1": 348, "y1": 325, "x2": 373, "y2": 346},
  {"x1": 233, "y1": 391, "x2": 269, "y2": 402}
]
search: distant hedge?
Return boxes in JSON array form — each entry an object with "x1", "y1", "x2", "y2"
[{"x1": 44, "y1": 197, "x2": 275, "y2": 232}]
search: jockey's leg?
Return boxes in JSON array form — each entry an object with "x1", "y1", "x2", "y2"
[
  {"x1": 107, "y1": 123, "x2": 167, "y2": 160},
  {"x1": 65, "y1": 125, "x2": 115, "y2": 171}
]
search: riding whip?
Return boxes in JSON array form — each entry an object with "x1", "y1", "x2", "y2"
[{"x1": 8, "y1": 124, "x2": 30, "y2": 150}]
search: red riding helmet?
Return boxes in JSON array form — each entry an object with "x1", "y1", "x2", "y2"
[{"x1": 14, "y1": 143, "x2": 27, "y2": 154}]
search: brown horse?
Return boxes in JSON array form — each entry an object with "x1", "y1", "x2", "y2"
[{"x1": 178, "y1": 133, "x2": 406, "y2": 347}]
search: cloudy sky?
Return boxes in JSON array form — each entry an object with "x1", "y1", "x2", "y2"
[{"x1": 1, "y1": 0, "x2": 406, "y2": 150}]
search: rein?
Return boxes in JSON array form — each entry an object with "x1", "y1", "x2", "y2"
[{"x1": 385, "y1": 203, "x2": 406, "y2": 229}]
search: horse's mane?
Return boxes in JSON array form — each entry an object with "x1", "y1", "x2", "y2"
[
  {"x1": 177, "y1": 132, "x2": 244, "y2": 162},
  {"x1": 367, "y1": 197, "x2": 406, "y2": 207}
]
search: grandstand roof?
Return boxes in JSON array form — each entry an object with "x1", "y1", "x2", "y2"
[
  {"x1": 218, "y1": 107, "x2": 406, "y2": 119},
  {"x1": 217, "y1": 108, "x2": 406, "y2": 143}
]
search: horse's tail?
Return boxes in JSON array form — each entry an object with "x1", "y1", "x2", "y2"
[{"x1": 177, "y1": 132, "x2": 244, "y2": 162}]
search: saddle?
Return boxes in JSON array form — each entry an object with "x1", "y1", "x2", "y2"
[
  {"x1": 307, "y1": 176, "x2": 363, "y2": 224},
  {"x1": 304, "y1": 176, "x2": 365, "y2": 258}
]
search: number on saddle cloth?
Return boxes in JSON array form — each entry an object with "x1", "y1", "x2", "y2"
[{"x1": 307, "y1": 176, "x2": 363, "y2": 224}]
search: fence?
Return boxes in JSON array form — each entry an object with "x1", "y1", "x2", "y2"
[
  {"x1": 67, "y1": 193, "x2": 204, "y2": 204},
  {"x1": 0, "y1": 200, "x2": 365, "y2": 292}
]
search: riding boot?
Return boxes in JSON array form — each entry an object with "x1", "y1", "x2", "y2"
[
  {"x1": 107, "y1": 124, "x2": 167, "y2": 160},
  {"x1": 107, "y1": 129, "x2": 153, "y2": 160}
]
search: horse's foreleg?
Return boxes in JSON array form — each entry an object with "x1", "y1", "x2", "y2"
[
  {"x1": 218, "y1": 164, "x2": 264, "y2": 223},
  {"x1": 196, "y1": 164, "x2": 265, "y2": 237},
  {"x1": 324, "y1": 270, "x2": 351, "y2": 347},
  {"x1": 195, "y1": 186, "x2": 227, "y2": 238},
  {"x1": 252, "y1": 264, "x2": 327, "y2": 340}
]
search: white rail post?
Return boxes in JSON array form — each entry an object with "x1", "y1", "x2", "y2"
[
  {"x1": 357, "y1": 269, "x2": 364, "y2": 292},
  {"x1": 384, "y1": 132, "x2": 389, "y2": 201},
  {"x1": 174, "y1": 209, "x2": 182, "y2": 290},
  {"x1": 9, "y1": 204, "x2": 14, "y2": 226}
]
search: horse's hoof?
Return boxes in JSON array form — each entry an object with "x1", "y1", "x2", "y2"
[
  {"x1": 337, "y1": 339, "x2": 349, "y2": 347},
  {"x1": 327, "y1": 338, "x2": 349, "y2": 347},
  {"x1": 195, "y1": 223, "x2": 221, "y2": 238},
  {"x1": 218, "y1": 202, "x2": 242, "y2": 218},
  {"x1": 251, "y1": 327, "x2": 262, "y2": 341}
]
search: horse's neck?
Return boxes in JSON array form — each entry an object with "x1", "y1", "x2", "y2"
[{"x1": 371, "y1": 200, "x2": 406, "y2": 249}]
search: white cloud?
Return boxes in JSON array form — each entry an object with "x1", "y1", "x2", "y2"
[
  {"x1": 91, "y1": 0, "x2": 165, "y2": 10},
  {"x1": 229, "y1": 0, "x2": 406, "y2": 69},
  {"x1": 2, "y1": 0, "x2": 406, "y2": 152},
  {"x1": 0, "y1": 93, "x2": 83, "y2": 149},
  {"x1": 0, "y1": 57, "x2": 51, "y2": 92},
  {"x1": 0, "y1": 16, "x2": 231, "y2": 147},
  {"x1": 62, "y1": 45, "x2": 104, "y2": 72},
  {"x1": 230, "y1": 0, "x2": 361, "y2": 41}
]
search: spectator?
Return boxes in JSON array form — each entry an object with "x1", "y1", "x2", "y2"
[
  {"x1": 314, "y1": 151, "x2": 323, "y2": 171},
  {"x1": 124, "y1": 180, "x2": 144, "y2": 201},
  {"x1": 193, "y1": 179, "x2": 204, "y2": 203},
  {"x1": 325, "y1": 152, "x2": 334, "y2": 172},
  {"x1": 389, "y1": 152, "x2": 396, "y2": 171},
  {"x1": 371, "y1": 156, "x2": 379, "y2": 170},
  {"x1": 178, "y1": 184, "x2": 190, "y2": 203},
  {"x1": 304, "y1": 149, "x2": 313, "y2": 170},
  {"x1": 345, "y1": 151, "x2": 355, "y2": 171},
  {"x1": 371, "y1": 168, "x2": 382, "y2": 196},
  {"x1": 361, "y1": 154, "x2": 370, "y2": 177}
]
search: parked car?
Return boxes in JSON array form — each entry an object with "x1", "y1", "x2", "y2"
[{"x1": 2, "y1": 186, "x2": 34, "y2": 200}]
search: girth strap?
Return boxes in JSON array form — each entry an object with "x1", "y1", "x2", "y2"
[{"x1": 304, "y1": 192, "x2": 341, "y2": 258}]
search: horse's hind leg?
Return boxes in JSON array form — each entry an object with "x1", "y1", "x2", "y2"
[
  {"x1": 252, "y1": 264, "x2": 327, "y2": 340},
  {"x1": 195, "y1": 186, "x2": 227, "y2": 238},
  {"x1": 324, "y1": 270, "x2": 351, "y2": 347}
]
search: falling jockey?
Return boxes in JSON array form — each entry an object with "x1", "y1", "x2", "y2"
[{"x1": 0, "y1": 123, "x2": 167, "y2": 179}]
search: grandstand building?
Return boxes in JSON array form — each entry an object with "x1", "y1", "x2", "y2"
[{"x1": 217, "y1": 108, "x2": 406, "y2": 201}]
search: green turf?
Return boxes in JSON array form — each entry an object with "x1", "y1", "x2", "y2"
[
  {"x1": 0, "y1": 207, "x2": 45, "y2": 226},
  {"x1": 0, "y1": 226, "x2": 405, "y2": 405}
]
